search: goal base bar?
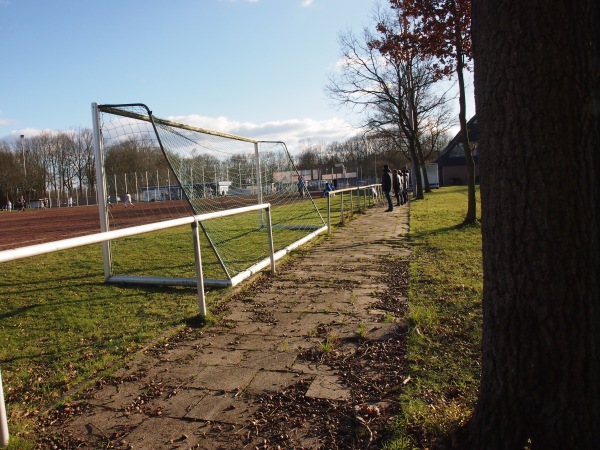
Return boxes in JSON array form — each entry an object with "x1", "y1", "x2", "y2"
[
  {"x1": 106, "y1": 275, "x2": 231, "y2": 288},
  {"x1": 105, "y1": 225, "x2": 327, "y2": 290}
]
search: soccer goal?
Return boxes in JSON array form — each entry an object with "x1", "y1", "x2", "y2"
[{"x1": 92, "y1": 103, "x2": 326, "y2": 288}]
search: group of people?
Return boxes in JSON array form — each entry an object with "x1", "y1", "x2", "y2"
[
  {"x1": 2, "y1": 196, "x2": 26, "y2": 212},
  {"x1": 106, "y1": 192, "x2": 135, "y2": 208},
  {"x1": 381, "y1": 164, "x2": 409, "y2": 212}
]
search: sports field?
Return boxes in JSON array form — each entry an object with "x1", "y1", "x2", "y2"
[
  {"x1": 0, "y1": 201, "x2": 192, "y2": 251},
  {"x1": 0, "y1": 191, "x2": 332, "y2": 252}
]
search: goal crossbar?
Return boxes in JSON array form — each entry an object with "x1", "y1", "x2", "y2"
[{"x1": 98, "y1": 103, "x2": 259, "y2": 144}]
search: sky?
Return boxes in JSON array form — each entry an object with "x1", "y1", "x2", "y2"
[{"x1": 0, "y1": 0, "x2": 474, "y2": 152}]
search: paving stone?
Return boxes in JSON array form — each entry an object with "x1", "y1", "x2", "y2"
[
  {"x1": 222, "y1": 309, "x2": 256, "y2": 322},
  {"x1": 86, "y1": 381, "x2": 146, "y2": 410},
  {"x1": 228, "y1": 334, "x2": 281, "y2": 352},
  {"x1": 61, "y1": 407, "x2": 145, "y2": 445},
  {"x1": 244, "y1": 370, "x2": 305, "y2": 394},
  {"x1": 187, "y1": 347, "x2": 246, "y2": 366},
  {"x1": 239, "y1": 350, "x2": 298, "y2": 371},
  {"x1": 184, "y1": 391, "x2": 258, "y2": 424},
  {"x1": 144, "y1": 387, "x2": 208, "y2": 418},
  {"x1": 216, "y1": 321, "x2": 276, "y2": 336},
  {"x1": 144, "y1": 359, "x2": 205, "y2": 387},
  {"x1": 118, "y1": 416, "x2": 211, "y2": 448},
  {"x1": 189, "y1": 365, "x2": 258, "y2": 391},
  {"x1": 304, "y1": 375, "x2": 351, "y2": 401}
]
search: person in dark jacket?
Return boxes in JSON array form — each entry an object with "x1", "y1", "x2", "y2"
[
  {"x1": 392, "y1": 169, "x2": 402, "y2": 206},
  {"x1": 381, "y1": 165, "x2": 394, "y2": 212}
]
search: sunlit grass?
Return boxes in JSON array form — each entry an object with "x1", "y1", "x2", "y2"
[
  {"x1": 385, "y1": 186, "x2": 483, "y2": 449},
  {"x1": 0, "y1": 241, "x2": 213, "y2": 447}
]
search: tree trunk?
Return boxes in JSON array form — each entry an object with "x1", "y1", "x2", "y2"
[
  {"x1": 453, "y1": 0, "x2": 600, "y2": 448},
  {"x1": 456, "y1": 52, "x2": 476, "y2": 225},
  {"x1": 416, "y1": 139, "x2": 432, "y2": 193}
]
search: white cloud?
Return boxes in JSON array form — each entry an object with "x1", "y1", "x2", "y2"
[
  {"x1": 1, "y1": 115, "x2": 362, "y2": 152},
  {"x1": 301, "y1": 0, "x2": 314, "y2": 6},
  {"x1": 167, "y1": 114, "x2": 361, "y2": 152}
]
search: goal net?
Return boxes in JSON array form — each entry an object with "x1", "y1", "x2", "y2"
[{"x1": 93, "y1": 103, "x2": 326, "y2": 285}]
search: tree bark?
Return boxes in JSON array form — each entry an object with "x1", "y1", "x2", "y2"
[{"x1": 453, "y1": 0, "x2": 600, "y2": 448}]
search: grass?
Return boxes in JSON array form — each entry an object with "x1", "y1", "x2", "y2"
[
  {"x1": 319, "y1": 333, "x2": 338, "y2": 354},
  {"x1": 384, "y1": 186, "x2": 483, "y2": 449}
]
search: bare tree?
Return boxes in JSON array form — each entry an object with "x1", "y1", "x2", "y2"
[
  {"x1": 380, "y1": 0, "x2": 475, "y2": 222},
  {"x1": 327, "y1": 7, "x2": 452, "y2": 198},
  {"x1": 73, "y1": 128, "x2": 95, "y2": 200},
  {"x1": 0, "y1": 142, "x2": 21, "y2": 206}
]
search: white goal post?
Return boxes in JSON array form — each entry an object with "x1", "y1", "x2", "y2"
[{"x1": 92, "y1": 102, "x2": 327, "y2": 289}]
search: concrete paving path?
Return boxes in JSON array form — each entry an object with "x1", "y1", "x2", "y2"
[{"x1": 53, "y1": 201, "x2": 410, "y2": 449}]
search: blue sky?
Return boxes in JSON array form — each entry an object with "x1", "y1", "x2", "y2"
[{"x1": 0, "y1": 0, "x2": 473, "y2": 151}]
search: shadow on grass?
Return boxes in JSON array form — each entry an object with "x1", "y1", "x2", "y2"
[{"x1": 410, "y1": 220, "x2": 481, "y2": 241}]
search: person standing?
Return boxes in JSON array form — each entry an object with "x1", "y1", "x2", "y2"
[
  {"x1": 381, "y1": 164, "x2": 394, "y2": 212},
  {"x1": 6, "y1": 199, "x2": 11, "y2": 211},
  {"x1": 297, "y1": 175, "x2": 305, "y2": 198},
  {"x1": 401, "y1": 166, "x2": 410, "y2": 205},
  {"x1": 392, "y1": 169, "x2": 402, "y2": 206},
  {"x1": 124, "y1": 192, "x2": 134, "y2": 208}
]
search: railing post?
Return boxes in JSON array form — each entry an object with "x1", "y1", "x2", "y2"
[
  {"x1": 327, "y1": 193, "x2": 331, "y2": 234},
  {"x1": 362, "y1": 187, "x2": 365, "y2": 210},
  {"x1": 359, "y1": 187, "x2": 364, "y2": 211},
  {"x1": 340, "y1": 191, "x2": 344, "y2": 225},
  {"x1": 265, "y1": 205, "x2": 276, "y2": 274},
  {"x1": 191, "y1": 220, "x2": 207, "y2": 316},
  {"x1": 0, "y1": 369, "x2": 8, "y2": 448}
]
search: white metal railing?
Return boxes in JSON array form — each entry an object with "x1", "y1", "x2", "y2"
[
  {"x1": 325, "y1": 184, "x2": 382, "y2": 234},
  {"x1": 0, "y1": 203, "x2": 276, "y2": 314}
]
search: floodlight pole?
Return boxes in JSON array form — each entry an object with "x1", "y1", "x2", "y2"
[
  {"x1": 20, "y1": 134, "x2": 27, "y2": 208},
  {"x1": 20, "y1": 134, "x2": 26, "y2": 180}
]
